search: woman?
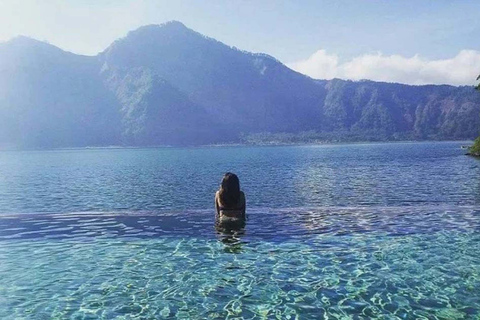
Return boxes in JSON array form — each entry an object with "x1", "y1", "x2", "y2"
[{"x1": 215, "y1": 172, "x2": 246, "y2": 226}]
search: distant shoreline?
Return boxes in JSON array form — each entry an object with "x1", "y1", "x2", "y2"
[
  {"x1": 207, "y1": 139, "x2": 475, "y2": 147},
  {"x1": 0, "y1": 139, "x2": 475, "y2": 152}
]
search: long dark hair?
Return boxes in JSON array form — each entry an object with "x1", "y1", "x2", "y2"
[{"x1": 219, "y1": 172, "x2": 241, "y2": 207}]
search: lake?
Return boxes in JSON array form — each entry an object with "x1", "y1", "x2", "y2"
[{"x1": 0, "y1": 142, "x2": 479, "y2": 319}]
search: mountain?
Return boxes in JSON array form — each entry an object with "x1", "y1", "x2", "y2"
[
  {"x1": 100, "y1": 22, "x2": 325, "y2": 140},
  {"x1": 0, "y1": 21, "x2": 478, "y2": 148},
  {"x1": 0, "y1": 36, "x2": 121, "y2": 148},
  {"x1": 320, "y1": 79, "x2": 480, "y2": 140}
]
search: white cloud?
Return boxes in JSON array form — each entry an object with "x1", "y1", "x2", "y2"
[
  {"x1": 287, "y1": 50, "x2": 480, "y2": 86},
  {"x1": 288, "y1": 50, "x2": 339, "y2": 79}
]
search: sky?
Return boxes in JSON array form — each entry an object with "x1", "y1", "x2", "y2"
[{"x1": 1, "y1": 0, "x2": 479, "y2": 86}]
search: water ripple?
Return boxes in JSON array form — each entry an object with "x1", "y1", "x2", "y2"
[{"x1": 0, "y1": 219, "x2": 478, "y2": 319}]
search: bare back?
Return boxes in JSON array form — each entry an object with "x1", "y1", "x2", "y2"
[{"x1": 215, "y1": 191, "x2": 246, "y2": 221}]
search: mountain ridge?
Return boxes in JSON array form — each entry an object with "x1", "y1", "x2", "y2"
[{"x1": 0, "y1": 21, "x2": 478, "y2": 148}]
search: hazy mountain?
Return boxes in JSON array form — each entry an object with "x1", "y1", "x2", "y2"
[
  {"x1": 0, "y1": 36, "x2": 121, "y2": 148},
  {"x1": 320, "y1": 79, "x2": 480, "y2": 140},
  {"x1": 0, "y1": 21, "x2": 478, "y2": 148},
  {"x1": 100, "y1": 21, "x2": 325, "y2": 136}
]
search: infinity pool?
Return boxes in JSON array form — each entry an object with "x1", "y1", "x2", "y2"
[{"x1": 0, "y1": 206, "x2": 479, "y2": 319}]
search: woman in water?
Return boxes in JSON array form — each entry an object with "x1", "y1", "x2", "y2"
[{"x1": 215, "y1": 172, "x2": 246, "y2": 226}]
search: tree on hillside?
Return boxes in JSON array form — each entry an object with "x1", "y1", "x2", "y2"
[
  {"x1": 470, "y1": 74, "x2": 480, "y2": 156},
  {"x1": 470, "y1": 137, "x2": 480, "y2": 155}
]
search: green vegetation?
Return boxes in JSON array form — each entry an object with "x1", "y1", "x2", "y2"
[
  {"x1": 240, "y1": 130, "x2": 416, "y2": 145},
  {"x1": 469, "y1": 136, "x2": 480, "y2": 155},
  {"x1": 469, "y1": 75, "x2": 480, "y2": 156}
]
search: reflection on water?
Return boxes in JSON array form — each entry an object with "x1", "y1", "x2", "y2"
[
  {"x1": 218, "y1": 234, "x2": 246, "y2": 254},
  {"x1": 0, "y1": 207, "x2": 479, "y2": 318},
  {"x1": 475, "y1": 159, "x2": 480, "y2": 205}
]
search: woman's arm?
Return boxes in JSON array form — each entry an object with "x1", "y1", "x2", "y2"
[
  {"x1": 240, "y1": 191, "x2": 246, "y2": 220},
  {"x1": 215, "y1": 191, "x2": 220, "y2": 218}
]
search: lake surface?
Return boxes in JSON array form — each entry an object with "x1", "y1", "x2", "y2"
[{"x1": 0, "y1": 142, "x2": 479, "y2": 319}]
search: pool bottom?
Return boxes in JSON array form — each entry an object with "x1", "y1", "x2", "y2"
[{"x1": 0, "y1": 231, "x2": 478, "y2": 319}]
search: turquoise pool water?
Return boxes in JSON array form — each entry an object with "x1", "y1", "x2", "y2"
[
  {"x1": 0, "y1": 207, "x2": 479, "y2": 319},
  {"x1": 0, "y1": 142, "x2": 479, "y2": 319}
]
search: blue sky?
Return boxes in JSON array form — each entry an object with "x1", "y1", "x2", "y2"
[{"x1": 1, "y1": 0, "x2": 479, "y2": 85}]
